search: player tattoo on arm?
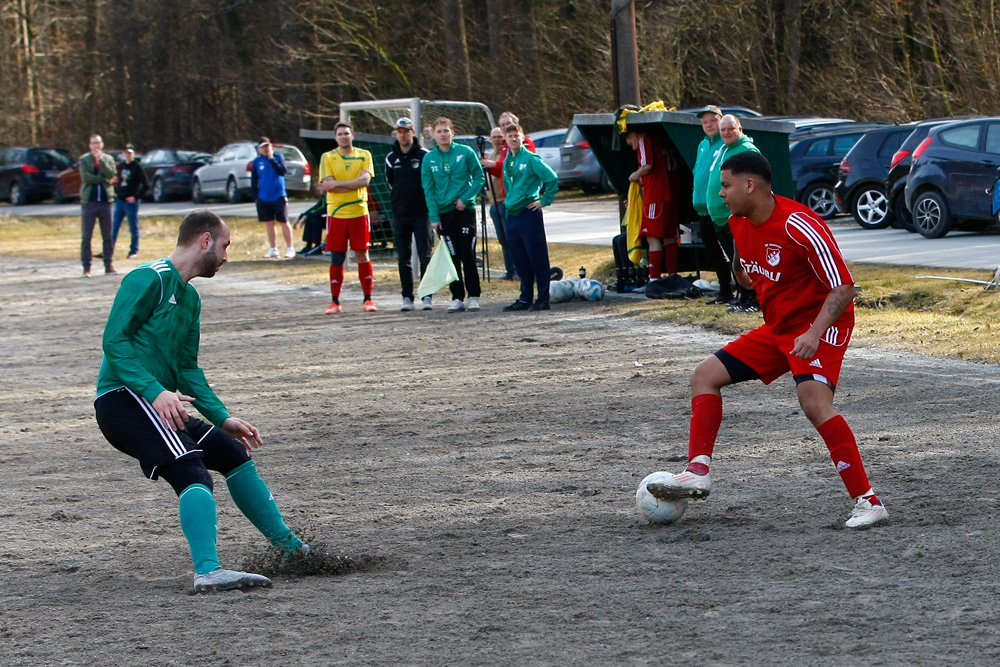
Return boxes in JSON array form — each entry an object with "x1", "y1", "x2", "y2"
[{"x1": 825, "y1": 283, "x2": 856, "y2": 319}]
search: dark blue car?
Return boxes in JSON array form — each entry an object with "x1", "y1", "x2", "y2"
[
  {"x1": 904, "y1": 117, "x2": 1000, "y2": 238},
  {"x1": 0, "y1": 147, "x2": 73, "y2": 205}
]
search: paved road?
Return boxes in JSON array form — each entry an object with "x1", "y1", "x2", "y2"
[{"x1": 4, "y1": 197, "x2": 1000, "y2": 272}]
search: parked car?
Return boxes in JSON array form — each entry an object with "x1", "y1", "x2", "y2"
[
  {"x1": 904, "y1": 117, "x2": 1000, "y2": 238},
  {"x1": 139, "y1": 149, "x2": 211, "y2": 202},
  {"x1": 789, "y1": 127, "x2": 875, "y2": 218},
  {"x1": 53, "y1": 150, "x2": 137, "y2": 204},
  {"x1": 558, "y1": 125, "x2": 612, "y2": 194},
  {"x1": 192, "y1": 142, "x2": 312, "y2": 203},
  {"x1": 833, "y1": 125, "x2": 915, "y2": 228},
  {"x1": 0, "y1": 147, "x2": 73, "y2": 205},
  {"x1": 678, "y1": 105, "x2": 762, "y2": 118},
  {"x1": 884, "y1": 117, "x2": 975, "y2": 232},
  {"x1": 762, "y1": 116, "x2": 857, "y2": 134},
  {"x1": 527, "y1": 128, "x2": 567, "y2": 174}
]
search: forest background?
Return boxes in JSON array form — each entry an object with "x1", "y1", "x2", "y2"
[{"x1": 3, "y1": 0, "x2": 999, "y2": 158}]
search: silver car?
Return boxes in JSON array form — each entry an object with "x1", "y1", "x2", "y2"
[{"x1": 192, "y1": 141, "x2": 313, "y2": 203}]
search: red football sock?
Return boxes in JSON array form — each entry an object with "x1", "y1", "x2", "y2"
[
  {"x1": 818, "y1": 414, "x2": 872, "y2": 498},
  {"x1": 688, "y1": 393, "x2": 723, "y2": 462},
  {"x1": 358, "y1": 261, "x2": 374, "y2": 298},
  {"x1": 664, "y1": 242, "x2": 679, "y2": 276},
  {"x1": 329, "y1": 264, "x2": 344, "y2": 299},
  {"x1": 648, "y1": 249, "x2": 663, "y2": 280}
]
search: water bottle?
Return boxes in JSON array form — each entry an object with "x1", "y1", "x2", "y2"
[{"x1": 578, "y1": 266, "x2": 586, "y2": 279}]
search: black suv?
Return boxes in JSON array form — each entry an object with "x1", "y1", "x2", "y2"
[
  {"x1": 790, "y1": 126, "x2": 881, "y2": 219},
  {"x1": 833, "y1": 125, "x2": 915, "y2": 228},
  {"x1": 904, "y1": 117, "x2": 1000, "y2": 238},
  {"x1": 0, "y1": 147, "x2": 73, "y2": 205},
  {"x1": 885, "y1": 118, "x2": 974, "y2": 232}
]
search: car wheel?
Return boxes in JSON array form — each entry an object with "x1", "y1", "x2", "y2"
[
  {"x1": 801, "y1": 182, "x2": 837, "y2": 219},
  {"x1": 9, "y1": 181, "x2": 26, "y2": 206},
  {"x1": 192, "y1": 178, "x2": 204, "y2": 203},
  {"x1": 912, "y1": 190, "x2": 952, "y2": 238},
  {"x1": 152, "y1": 178, "x2": 166, "y2": 203},
  {"x1": 851, "y1": 186, "x2": 892, "y2": 229},
  {"x1": 52, "y1": 183, "x2": 65, "y2": 204},
  {"x1": 893, "y1": 192, "x2": 916, "y2": 233},
  {"x1": 226, "y1": 177, "x2": 241, "y2": 204}
]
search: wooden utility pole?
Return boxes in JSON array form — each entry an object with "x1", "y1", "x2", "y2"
[{"x1": 610, "y1": 0, "x2": 641, "y2": 109}]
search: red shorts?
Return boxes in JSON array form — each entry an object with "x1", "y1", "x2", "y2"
[
  {"x1": 640, "y1": 201, "x2": 679, "y2": 240},
  {"x1": 326, "y1": 215, "x2": 370, "y2": 253},
  {"x1": 720, "y1": 321, "x2": 852, "y2": 389}
]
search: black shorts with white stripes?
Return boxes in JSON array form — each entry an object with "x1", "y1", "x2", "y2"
[{"x1": 94, "y1": 387, "x2": 249, "y2": 482}]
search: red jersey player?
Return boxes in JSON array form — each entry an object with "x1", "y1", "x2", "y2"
[
  {"x1": 626, "y1": 130, "x2": 680, "y2": 280},
  {"x1": 646, "y1": 151, "x2": 888, "y2": 529}
]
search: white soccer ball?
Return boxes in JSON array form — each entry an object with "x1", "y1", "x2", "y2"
[
  {"x1": 577, "y1": 279, "x2": 606, "y2": 301},
  {"x1": 549, "y1": 279, "x2": 576, "y2": 303},
  {"x1": 635, "y1": 471, "x2": 689, "y2": 524}
]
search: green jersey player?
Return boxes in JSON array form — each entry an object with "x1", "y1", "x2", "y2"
[{"x1": 95, "y1": 210, "x2": 307, "y2": 592}]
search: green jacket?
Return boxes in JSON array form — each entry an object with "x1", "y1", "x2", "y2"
[
  {"x1": 706, "y1": 134, "x2": 760, "y2": 225},
  {"x1": 78, "y1": 152, "x2": 118, "y2": 203},
  {"x1": 97, "y1": 258, "x2": 229, "y2": 427},
  {"x1": 420, "y1": 142, "x2": 485, "y2": 223},
  {"x1": 502, "y1": 146, "x2": 559, "y2": 217},
  {"x1": 692, "y1": 133, "x2": 724, "y2": 216}
]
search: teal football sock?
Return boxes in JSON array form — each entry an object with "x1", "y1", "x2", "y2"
[
  {"x1": 225, "y1": 460, "x2": 303, "y2": 555},
  {"x1": 178, "y1": 483, "x2": 222, "y2": 575}
]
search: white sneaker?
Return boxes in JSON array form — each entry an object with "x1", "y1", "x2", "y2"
[
  {"x1": 263, "y1": 247, "x2": 279, "y2": 259},
  {"x1": 284, "y1": 247, "x2": 296, "y2": 259},
  {"x1": 845, "y1": 495, "x2": 888, "y2": 529},
  {"x1": 646, "y1": 470, "x2": 712, "y2": 500},
  {"x1": 400, "y1": 297, "x2": 414, "y2": 312},
  {"x1": 193, "y1": 568, "x2": 272, "y2": 593},
  {"x1": 447, "y1": 299, "x2": 465, "y2": 313},
  {"x1": 421, "y1": 297, "x2": 433, "y2": 310},
  {"x1": 467, "y1": 297, "x2": 480, "y2": 311}
]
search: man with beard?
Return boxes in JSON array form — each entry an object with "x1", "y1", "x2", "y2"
[{"x1": 94, "y1": 210, "x2": 309, "y2": 593}]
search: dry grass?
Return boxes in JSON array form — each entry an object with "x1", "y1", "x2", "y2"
[{"x1": 4, "y1": 214, "x2": 1000, "y2": 364}]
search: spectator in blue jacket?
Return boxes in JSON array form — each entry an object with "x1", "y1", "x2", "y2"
[{"x1": 252, "y1": 137, "x2": 294, "y2": 259}]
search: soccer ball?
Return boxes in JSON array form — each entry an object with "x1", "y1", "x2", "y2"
[
  {"x1": 635, "y1": 472, "x2": 689, "y2": 524},
  {"x1": 549, "y1": 279, "x2": 576, "y2": 303},
  {"x1": 577, "y1": 279, "x2": 606, "y2": 301}
]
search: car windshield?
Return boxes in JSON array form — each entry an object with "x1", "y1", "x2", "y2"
[
  {"x1": 32, "y1": 149, "x2": 73, "y2": 170},
  {"x1": 177, "y1": 151, "x2": 211, "y2": 163},
  {"x1": 275, "y1": 145, "x2": 305, "y2": 162},
  {"x1": 563, "y1": 126, "x2": 584, "y2": 145}
]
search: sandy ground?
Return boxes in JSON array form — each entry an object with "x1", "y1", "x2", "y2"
[{"x1": 2, "y1": 256, "x2": 1000, "y2": 666}]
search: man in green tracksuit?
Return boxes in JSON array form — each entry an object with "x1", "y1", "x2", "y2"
[
  {"x1": 94, "y1": 210, "x2": 308, "y2": 593},
  {"x1": 421, "y1": 116, "x2": 486, "y2": 312},
  {"x1": 705, "y1": 114, "x2": 761, "y2": 313},
  {"x1": 691, "y1": 105, "x2": 734, "y2": 305},
  {"x1": 500, "y1": 123, "x2": 559, "y2": 312}
]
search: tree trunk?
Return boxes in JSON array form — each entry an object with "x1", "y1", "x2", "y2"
[
  {"x1": 911, "y1": 0, "x2": 951, "y2": 116},
  {"x1": 486, "y1": 0, "x2": 503, "y2": 112},
  {"x1": 783, "y1": 0, "x2": 802, "y2": 115},
  {"x1": 441, "y1": 0, "x2": 472, "y2": 100}
]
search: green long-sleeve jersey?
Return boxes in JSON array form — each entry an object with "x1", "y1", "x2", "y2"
[
  {"x1": 96, "y1": 258, "x2": 229, "y2": 427},
  {"x1": 420, "y1": 143, "x2": 485, "y2": 223},
  {"x1": 706, "y1": 134, "x2": 761, "y2": 226},
  {"x1": 502, "y1": 146, "x2": 559, "y2": 217}
]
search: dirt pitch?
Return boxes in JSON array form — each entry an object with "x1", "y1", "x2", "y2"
[{"x1": 3, "y1": 255, "x2": 1000, "y2": 666}]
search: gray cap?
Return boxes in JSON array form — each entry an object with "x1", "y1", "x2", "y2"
[
  {"x1": 696, "y1": 105, "x2": 723, "y2": 118},
  {"x1": 395, "y1": 117, "x2": 414, "y2": 130}
]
